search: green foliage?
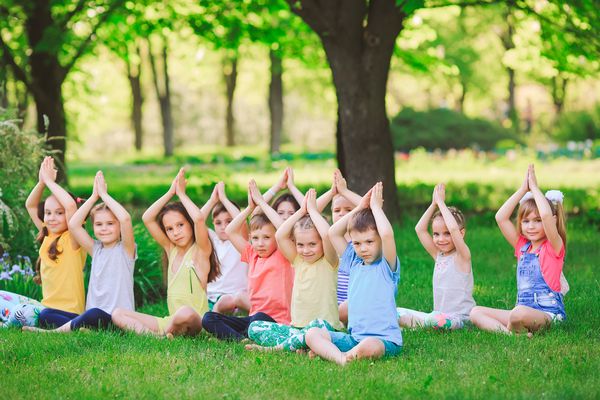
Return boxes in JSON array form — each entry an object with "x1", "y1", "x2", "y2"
[
  {"x1": 0, "y1": 252, "x2": 40, "y2": 300},
  {"x1": 132, "y1": 223, "x2": 165, "y2": 307},
  {"x1": 390, "y1": 107, "x2": 520, "y2": 151},
  {"x1": 0, "y1": 108, "x2": 47, "y2": 257},
  {"x1": 552, "y1": 105, "x2": 600, "y2": 143}
]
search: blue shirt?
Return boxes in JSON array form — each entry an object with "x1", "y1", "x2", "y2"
[{"x1": 340, "y1": 243, "x2": 402, "y2": 346}]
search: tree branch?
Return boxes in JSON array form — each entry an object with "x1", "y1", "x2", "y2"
[
  {"x1": 0, "y1": 34, "x2": 36, "y2": 96},
  {"x1": 285, "y1": 0, "x2": 333, "y2": 37},
  {"x1": 58, "y1": 0, "x2": 88, "y2": 32}
]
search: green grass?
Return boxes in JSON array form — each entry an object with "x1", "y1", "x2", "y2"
[{"x1": 2, "y1": 217, "x2": 599, "y2": 399}]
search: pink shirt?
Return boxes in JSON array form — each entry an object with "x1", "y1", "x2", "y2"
[
  {"x1": 514, "y1": 236, "x2": 565, "y2": 292},
  {"x1": 241, "y1": 244, "x2": 293, "y2": 324}
]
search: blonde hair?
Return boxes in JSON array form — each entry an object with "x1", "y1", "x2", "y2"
[
  {"x1": 89, "y1": 203, "x2": 113, "y2": 223},
  {"x1": 431, "y1": 206, "x2": 466, "y2": 230},
  {"x1": 293, "y1": 216, "x2": 317, "y2": 237},
  {"x1": 516, "y1": 198, "x2": 567, "y2": 247},
  {"x1": 249, "y1": 212, "x2": 274, "y2": 232}
]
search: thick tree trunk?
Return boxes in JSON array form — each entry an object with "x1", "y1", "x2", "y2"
[
  {"x1": 551, "y1": 75, "x2": 568, "y2": 116},
  {"x1": 148, "y1": 37, "x2": 174, "y2": 157},
  {"x1": 269, "y1": 49, "x2": 283, "y2": 155},
  {"x1": 126, "y1": 46, "x2": 144, "y2": 151},
  {"x1": 223, "y1": 54, "x2": 238, "y2": 147},
  {"x1": 501, "y1": 6, "x2": 519, "y2": 131}
]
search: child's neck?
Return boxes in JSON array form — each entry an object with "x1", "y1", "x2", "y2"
[
  {"x1": 529, "y1": 237, "x2": 546, "y2": 251},
  {"x1": 176, "y1": 242, "x2": 193, "y2": 253},
  {"x1": 101, "y1": 240, "x2": 119, "y2": 249}
]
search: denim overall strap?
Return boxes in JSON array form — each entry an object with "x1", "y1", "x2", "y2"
[{"x1": 516, "y1": 241, "x2": 566, "y2": 318}]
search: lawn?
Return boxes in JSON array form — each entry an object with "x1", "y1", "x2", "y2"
[{"x1": 2, "y1": 216, "x2": 599, "y2": 399}]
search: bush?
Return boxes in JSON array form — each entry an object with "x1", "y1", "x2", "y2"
[
  {"x1": 132, "y1": 223, "x2": 165, "y2": 307},
  {"x1": 0, "y1": 108, "x2": 47, "y2": 258},
  {"x1": 552, "y1": 106, "x2": 600, "y2": 143},
  {"x1": 390, "y1": 107, "x2": 520, "y2": 151},
  {"x1": 0, "y1": 251, "x2": 41, "y2": 300}
]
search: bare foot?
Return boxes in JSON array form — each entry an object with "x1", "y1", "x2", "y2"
[
  {"x1": 308, "y1": 350, "x2": 317, "y2": 359},
  {"x1": 166, "y1": 333, "x2": 174, "y2": 340},
  {"x1": 527, "y1": 332, "x2": 533, "y2": 339},
  {"x1": 22, "y1": 326, "x2": 50, "y2": 333}
]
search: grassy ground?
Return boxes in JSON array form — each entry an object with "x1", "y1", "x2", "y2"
[{"x1": 2, "y1": 216, "x2": 599, "y2": 399}]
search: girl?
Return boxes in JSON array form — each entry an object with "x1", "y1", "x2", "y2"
[
  {"x1": 112, "y1": 169, "x2": 220, "y2": 337},
  {"x1": 246, "y1": 189, "x2": 343, "y2": 352},
  {"x1": 397, "y1": 183, "x2": 475, "y2": 330},
  {"x1": 470, "y1": 164, "x2": 567, "y2": 335},
  {"x1": 25, "y1": 157, "x2": 87, "y2": 327},
  {"x1": 24, "y1": 171, "x2": 136, "y2": 332}
]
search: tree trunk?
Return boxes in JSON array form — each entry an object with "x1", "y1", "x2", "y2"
[
  {"x1": 456, "y1": 79, "x2": 467, "y2": 113},
  {"x1": 0, "y1": 63, "x2": 7, "y2": 108},
  {"x1": 148, "y1": 37, "x2": 174, "y2": 157},
  {"x1": 223, "y1": 54, "x2": 238, "y2": 147},
  {"x1": 551, "y1": 75, "x2": 568, "y2": 116},
  {"x1": 298, "y1": 1, "x2": 403, "y2": 218},
  {"x1": 269, "y1": 49, "x2": 284, "y2": 155},
  {"x1": 126, "y1": 45, "x2": 144, "y2": 151},
  {"x1": 501, "y1": 6, "x2": 519, "y2": 131}
]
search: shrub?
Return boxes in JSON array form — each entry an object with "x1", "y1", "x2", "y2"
[
  {"x1": 132, "y1": 223, "x2": 165, "y2": 307},
  {"x1": 552, "y1": 106, "x2": 600, "y2": 143},
  {"x1": 0, "y1": 251, "x2": 41, "y2": 299},
  {"x1": 390, "y1": 107, "x2": 520, "y2": 151}
]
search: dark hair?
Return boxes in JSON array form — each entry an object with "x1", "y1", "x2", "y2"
[
  {"x1": 348, "y1": 209, "x2": 377, "y2": 233},
  {"x1": 249, "y1": 212, "x2": 274, "y2": 232},
  {"x1": 431, "y1": 206, "x2": 466, "y2": 230},
  {"x1": 212, "y1": 200, "x2": 241, "y2": 220},
  {"x1": 272, "y1": 193, "x2": 299, "y2": 212},
  {"x1": 34, "y1": 192, "x2": 80, "y2": 285}
]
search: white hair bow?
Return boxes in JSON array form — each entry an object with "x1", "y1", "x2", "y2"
[{"x1": 519, "y1": 190, "x2": 564, "y2": 205}]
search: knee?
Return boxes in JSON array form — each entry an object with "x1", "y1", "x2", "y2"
[
  {"x1": 357, "y1": 338, "x2": 385, "y2": 358},
  {"x1": 469, "y1": 306, "x2": 484, "y2": 321},
  {"x1": 111, "y1": 308, "x2": 124, "y2": 321},
  {"x1": 201, "y1": 311, "x2": 219, "y2": 327},
  {"x1": 305, "y1": 327, "x2": 326, "y2": 346},
  {"x1": 251, "y1": 312, "x2": 275, "y2": 323},
  {"x1": 175, "y1": 306, "x2": 199, "y2": 323},
  {"x1": 509, "y1": 306, "x2": 529, "y2": 325},
  {"x1": 338, "y1": 302, "x2": 348, "y2": 324}
]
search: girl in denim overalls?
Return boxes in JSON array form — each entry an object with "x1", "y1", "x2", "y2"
[{"x1": 470, "y1": 165, "x2": 568, "y2": 335}]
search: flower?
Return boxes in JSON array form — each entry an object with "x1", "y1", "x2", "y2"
[
  {"x1": 9, "y1": 264, "x2": 23, "y2": 275},
  {"x1": 0, "y1": 271, "x2": 12, "y2": 281}
]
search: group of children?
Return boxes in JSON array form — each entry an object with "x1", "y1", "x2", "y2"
[{"x1": 6, "y1": 157, "x2": 568, "y2": 365}]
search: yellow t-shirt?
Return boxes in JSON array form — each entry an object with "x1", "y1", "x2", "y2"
[
  {"x1": 40, "y1": 230, "x2": 87, "y2": 313},
  {"x1": 290, "y1": 256, "x2": 343, "y2": 330}
]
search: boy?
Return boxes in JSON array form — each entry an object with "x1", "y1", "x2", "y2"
[{"x1": 305, "y1": 182, "x2": 402, "y2": 365}]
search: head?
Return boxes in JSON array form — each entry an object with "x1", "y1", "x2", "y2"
[
  {"x1": 430, "y1": 207, "x2": 465, "y2": 254},
  {"x1": 157, "y1": 202, "x2": 195, "y2": 249},
  {"x1": 90, "y1": 203, "x2": 121, "y2": 247},
  {"x1": 331, "y1": 194, "x2": 354, "y2": 223},
  {"x1": 293, "y1": 216, "x2": 324, "y2": 263},
  {"x1": 249, "y1": 213, "x2": 277, "y2": 258},
  {"x1": 272, "y1": 193, "x2": 300, "y2": 221},
  {"x1": 212, "y1": 201, "x2": 239, "y2": 241},
  {"x1": 348, "y1": 209, "x2": 381, "y2": 265},
  {"x1": 517, "y1": 198, "x2": 567, "y2": 246}
]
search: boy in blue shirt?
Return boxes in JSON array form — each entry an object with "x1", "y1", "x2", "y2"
[{"x1": 305, "y1": 182, "x2": 402, "y2": 365}]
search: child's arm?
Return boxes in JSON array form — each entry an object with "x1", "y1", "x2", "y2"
[
  {"x1": 261, "y1": 169, "x2": 288, "y2": 204},
  {"x1": 26, "y1": 157, "x2": 52, "y2": 231},
  {"x1": 216, "y1": 182, "x2": 248, "y2": 240},
  {"x1": 528, "y1": 164, "x2": 563, "y2": 253},
  {"x1": 275, "y1": 196, "x2": 307, "y2": 262},
  {"x1": 225, "y1": 188, "x2": 254, "y2": 254},
  {"x1": 250, "y1": 179, "x2": 284, "y2": 229},
  {"x1": 176, "y1": 170, "x2": 210, "y2": 252},
  {"x1": 285, "y1": 167, "x2": 306, "y2": 206},
  {"x1": 371, "y1": 182, "x2": 397, "y2": 271},
  {"x1": 329, "y1": 189, "x2": 371, "y2": 256},
  {"x1": 307, "y1": 189, "x2": 338, "y2": 267},
  {"x1": 435, "y1": 184, "x2": 470, "y2": 263},
  {"x1": 316, "y1": 172, "x2": 336, "y2": 213},
  {"x1": 415, "y1": 187, "x2": 438, "y2": 260},
  {"x1": 96, "y1": 171, "x2": 135, "y2": 259},
  {"x1": 334, "y1": 169, "x2": 362, "y2": 206},
  {"x1": 200, "y1": 184, "x2": 220, "y2": 220},
  {"x1": 142, "y1": 169, "x2": 179, "y2": 252},
  {"x1": 68, "y1": 173, "x2": 100, "y2": 256},
  {"x1": 496, "y1": 168, "x2": 529, "y2": 248}
]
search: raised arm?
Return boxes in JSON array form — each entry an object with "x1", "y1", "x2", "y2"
[
  {"x1": 176, "y1": 169, "x2": 211, "y2": 254},
  {"x1": 200, "y1": 184, "x2": 220, "y2": 220},
  {"x1": 217, "y1": 182, "x2": 247, "y2": 239},
  {"x1": 329, "y1": 190, "x2": 371, "y2": 256},
  {"x1": 496, "y1": 168, "x2": 529, "y2": 248},
  {"x1": 285, "y1": 167, "x2": 306, "y2": 206},
  {"x1": 142, "y1": 170, "x2": 178, "y2": 252},
  {"x1": 225, "y1": 188, "x2": 254, "y2": 254},
  {"x1": 275, "y1": 195, "x2": 307, "y2": 262},
  {"x1": 316, "y1": 172, "x2": 336, "y2": 213},
  {"x1": 435, "y1": 184, "x2": 470, "y2": 263},
  {"x1": 96, "y1": 171, "x2": 135, "y2": 258},
  {"x1": 26, "y1": 157, "x2": 51, "y2": 231},
  {"x1": 371, "y1": 182, "x2": 397, "y2": 271},
  {"x1": 334, "y1": 169, "x2": 362, "y2": 206},
  {"x1": 415, "y1": 187, "x2": 438, "y2": 260},
  {"x1": 261, "y1": 169, "x2": 288, "y2": 204},
  {"x1": 250, "y1": 179, "x2": 284, "y2": 229},
  {"x1": 68, "y1": 173, "x2": 99, "y2": 255},
  {"x1": 528, "y1": 164, "x2": 563, "y2": 253},
  {"x1": 307, "y1": 189, "x2": 337, "y2": 267}
]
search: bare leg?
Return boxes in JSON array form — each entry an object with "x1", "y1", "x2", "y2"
[
  {"x1": 338, "y1": 301, "x2": 348, "y2": 327},
  {"x1": 164, "y1": 306, "x2": 203, "y2": 337},
  {"x1": 234, "y1": 291, "x2": 251, "y2": 313},
  {"x1": 305, "y1": 327, "x2": 347, "y2": 366},
  {"x1": 213, "y1": 295, "x2": 236, "y2": 314},
  {"x1": 508, "y1": 305, "x2": 551, "y2": 334},
  {"x1": 111, "y1": 308, "x2": 160, "y2": 335},
  {"x1": 344, "y1": 337, "x2": 385, "y2": 364},
  {"x1": 470, "y1": 306, "x2": 511, "y2": 334},
  {"x1": 245, "y1": 343, "x2": 285, "y2": 352},
  {"x1": 22, "y1": 320, "x2": 73, "y2": 333}
]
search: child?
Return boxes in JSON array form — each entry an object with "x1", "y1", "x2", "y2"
[
  {"x1": 201, "y1": 180, "x2": 294, "y2": 341},
  {"x1": 24, "y1": 171, "x2": 136, "y2": 332},
  {"x1": 112, "y1": 169, "x2": 220, "y2": 337},
  {"x1": 25, "y1": 157, "x2": 87, "y2": 327},
  {"x1": 397, "y1": 183, "x2": 475, "y2": 330},
  {"x1": 305, "y1": 182, "x2": 402, "y2": 365},
  {"x1": 200, "y1": 182, "x2": 250, "y2": 314},
  {"x1": 470, "y1": 165, "x2": 567, "y2": 335},
  {"x1": 246, "y1": 189, "x2": 343, "y2": 352}
]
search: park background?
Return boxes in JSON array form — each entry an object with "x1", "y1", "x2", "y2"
[{"x1": 1, "y1": 0, "x2": 599, "y2": 398}]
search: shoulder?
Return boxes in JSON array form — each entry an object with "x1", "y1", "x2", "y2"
[
  {"x1": 541, "y1": 239, "x2": 565, "y2": 260},
  {"x1": 514, "y1": 235, "x2": 528, "y2": 256}
]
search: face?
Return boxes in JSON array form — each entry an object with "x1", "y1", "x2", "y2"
[
  {"x1": 431, "y1": 217, "x2": 460, "y2": 254},
  {"x1": 294, "y1": 228, "x2": 324, "y2": 263},
  {"x1": 162, "y1": 211, "x2": 194, "y2": 248},
  {"x1": 92, "y1": 210, "x2": 121, "y2": 247},
  {"x1": 349, "y1": 228, "x2": 382, "y2": 265},
  {"x1": 521, "y1": 211, "x2": 548, "y2": 243},
  {"x1": 276, "y1": 201, "x2": 297, "y2": 221},
  {"x1": 44, "y1": 196, "x2": 68, "y2": 234},
  {"x1": 250, "y1": 225, "x2": 277, "y2": 258},
  {"x1": 213, "y1": 211, "x2": 232, "y2": 241},
  {"x1": 332, "y1": 196, "x2": 354, "y2": 223}
]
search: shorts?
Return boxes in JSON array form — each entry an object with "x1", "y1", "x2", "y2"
[
  {"x1": 155, "y1": 315, "x2": 174, "y2": 335},
  {"x1": 328, "y1": 331, "x2": 402, "y2": 357}
]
